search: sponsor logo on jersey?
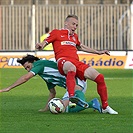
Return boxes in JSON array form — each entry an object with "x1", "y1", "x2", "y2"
[{"x1": 61, "y1": 41, "x2": 76, "y2": 46}]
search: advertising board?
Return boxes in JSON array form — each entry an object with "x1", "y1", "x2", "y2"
[{"x1": 0, "y1": 51, "x2": 130, "y2": 69}]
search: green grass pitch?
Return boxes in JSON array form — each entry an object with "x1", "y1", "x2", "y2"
[{"x1": 0, "y1": 68, "x2": 133, "y2": 133}]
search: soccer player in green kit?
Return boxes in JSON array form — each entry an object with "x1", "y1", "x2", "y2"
[{"x1": 0, "y1": 55, "x2": 101, "y2": 113}]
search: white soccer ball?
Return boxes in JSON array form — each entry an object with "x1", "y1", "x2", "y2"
[{"x1": 48, "y1": 98, "x2": 65, "y2": 114}]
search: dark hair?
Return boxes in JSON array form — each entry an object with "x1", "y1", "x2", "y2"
[
  {"x1": 45, "y1": 27, "x2": 49, "y2": 33},
  {"x1": 65, "y1": 14, "x2": 78, "y2": 21},
  {"x1": 17, "y1": 54, "x2": 40, "y2": 65}
]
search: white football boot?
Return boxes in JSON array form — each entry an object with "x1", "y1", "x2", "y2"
[{"x1": 102, "y1": 106, "x2": 118, "y2": 114}]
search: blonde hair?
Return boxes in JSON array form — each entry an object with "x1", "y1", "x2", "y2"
[{"x1": 65, "y1": 14, "x2": 78, "y2": 21}]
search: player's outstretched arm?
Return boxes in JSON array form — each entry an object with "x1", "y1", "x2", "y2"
[
  {"x1": 77, "y1": 44, "x2": 110, "y2": 56},
  {"x1": 0, "y1": 72, "x2": 34, "y2": 93}
]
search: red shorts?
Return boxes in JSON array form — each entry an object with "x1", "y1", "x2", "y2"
[{"x1": 57, "y1": 57, "x2": 90, "y2": 80}]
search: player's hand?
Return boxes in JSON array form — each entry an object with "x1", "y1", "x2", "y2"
[
  {"x1": 0, "y1": 88, "x2": 10, "y2": 92},
  {"x1": 35, "y1": 43, "x2": 44, "y2": 50},
  {"x1": 38, "y1": 107, "x2": 49, "y2": 112},
  {"x1": 104, "y1": 50, "x2": 110, "y2": 56},
  {"x1": 98, "y1": 50, "x2": 110, "y2": 56}
]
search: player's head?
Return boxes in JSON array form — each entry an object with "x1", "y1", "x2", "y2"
[
  {"x1": 17, "y1": 55, "x2": 40, "y2": 72},
  {"x1": 64, "y1": 14, "x2": 78, "y2": 35},
  {"x1": 45, "y1": 27, "x2": 49, "y2": 33}
]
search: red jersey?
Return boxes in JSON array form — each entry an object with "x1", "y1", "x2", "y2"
[{"x1": 45, "y1": 29, "x2": 81, "y2": 61}]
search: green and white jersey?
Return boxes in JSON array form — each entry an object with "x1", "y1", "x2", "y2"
[
  {"x1": 30, "y1": 60, "x2": 66, "y2": 90},
  {"x1": 30, "y1": 60, "x2": 87, "y2": 92}
]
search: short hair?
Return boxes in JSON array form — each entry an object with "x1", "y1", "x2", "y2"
[
  {"x1": 45, "y1": 27, "x2": 49, "y2": 33},
  {"x1": 17, "y1": 54, "x2": 40, "y2": 65},
  {"x1": 65, "y1": 14, "x2": 78, "y2": 21}
]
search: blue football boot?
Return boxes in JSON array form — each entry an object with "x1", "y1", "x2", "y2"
[{"x1": 91, "y1": 98, "x2": 102, "y2": 113}]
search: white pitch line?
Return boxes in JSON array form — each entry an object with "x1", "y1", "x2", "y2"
[{"x1": 105, "y1": 77, "x2": 132, "y2": 80}]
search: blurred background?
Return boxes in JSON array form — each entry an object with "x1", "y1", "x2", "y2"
[{"x1": 0, "y1": 0, "x2": 132, "y2": 51}]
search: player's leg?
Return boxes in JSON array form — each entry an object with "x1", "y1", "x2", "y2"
[
  {"x1": 66, "y1": 90, "x2": 101, "y2": 113},
  {"x1": 84, "y1": 67, "x2": 118, "y2": 114},
  {"x1": 69, "y1": 96, "x2": 89, "y2": 108},
  {"x1": 62, "y1": 61, "x2": 89, "y2": 107},
  {"x1": 84, "y1": 67, "x2": 108, "y2": 109},
  {"x1": 67, "y1": 100, "x2": 101, "y2": 113},
  {"x1": 63, "y1": 90, "x2": 100, "y2": 112},
  {"x1": 65, "y1": 91, "x2": 87, "y2": 113},
  {"x1": 58, "y1": 59, "x2": 89, "y2": 108},
  {"x1": 62, "y1": 90, "x2": 89, "y2": 109},
  {"x1": 58, "y1": 59, "x2": 76, "y2": 97},
  {"x1": 63, "y1": 61, "x2": 76, "y2": 97},
  {"x1": 74, "y1": 90, "x2": 101, "y2": 112}
]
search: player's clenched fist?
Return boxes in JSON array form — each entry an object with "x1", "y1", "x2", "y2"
[
  {"x1": 35, "y1": 43, "x2": 43, "y2": 50},
  {"x1": 35, "y1": 42, "x2": 47, "y2": 50}
]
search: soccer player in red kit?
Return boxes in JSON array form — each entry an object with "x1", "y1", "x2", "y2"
[{"x1": 36, "y1": 14, "x2": 118, "y2": 114}]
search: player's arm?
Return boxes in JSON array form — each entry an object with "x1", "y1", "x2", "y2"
[
  {"x1": 0, "y1": 72, "x2": 34, "y2": 92},
  {"x1": 39, "y1": 88, "x2": 56, "y2": 112},
  {"x1": 77, "y1": 44, "x2": 110, "y2": 56},
  {"x1": 35, "y1": 41, "x2": 48, "y2": 50},
  {"x1": 36, "y1": 29, "x2": 57, "y2": 50}
]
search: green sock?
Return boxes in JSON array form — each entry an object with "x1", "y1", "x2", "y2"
[
  {"x1": 87, "y1": 101, "x2": 93, "y2": 108},
  {"x1": 74, "y1": 90, "x2": 85, "y2": 101},
  {"x1": 67, "y1": 90, "x2": 93, "y2": 113},
  {"x1": 68, "y1": 104, "x2": 84, "y2": 113}
]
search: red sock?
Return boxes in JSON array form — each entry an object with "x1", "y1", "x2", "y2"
[
  {"x1": 66, "y1": 71, "x2": 76, "y2": 97},
  {"x1": 94, "y1": 74, "x2": 108, "y2": 109}
]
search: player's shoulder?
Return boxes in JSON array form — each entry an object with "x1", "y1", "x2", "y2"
[
  {"x1": 40, "y1": 59, "x2": 54, "y2": 62},
  {"x1": 33, "y1": 60, "x2": 56, "y2": 68},
  {"x1": 33, "y1": 60, "x2": 44, "y2": 66},
  {"x1": 39, "y1": 59, "x2": 57, "y2": 66},
  {"x1": 35, "y1": 59, "x2": 52, "y2": 63},
  {"x1": 51, "y1": 29, "x2": 60, "y2": 33},
  {"x1": 51, "y1": 29, "x2": 68, "y2": 35}
]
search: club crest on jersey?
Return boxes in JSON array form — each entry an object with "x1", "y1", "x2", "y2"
[
  {"x1": 72, "y1": 36, "x2": 76, "y2": 41},
  {"x1": 61, "y1": 41, "x2": 76, "y2": 46}
]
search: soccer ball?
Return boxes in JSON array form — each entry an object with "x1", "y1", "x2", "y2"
[{"x1": 48, "y1": 98, "x2": 65, "y2": 114}]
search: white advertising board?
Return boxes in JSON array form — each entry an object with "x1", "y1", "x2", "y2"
[{"x1": 125, "y1": 51, "x2": 133, "y2": 69}]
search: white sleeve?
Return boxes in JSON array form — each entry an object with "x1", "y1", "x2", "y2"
[
  {"x1": 30, "y1": 71, "x2": 36, "y2": 75},
  {"x1": 76, "y1": 78, "x2": 87, "y2": 93},
  {"x1": 62, "y1": 91, "x2": 69, "y2": 100}
]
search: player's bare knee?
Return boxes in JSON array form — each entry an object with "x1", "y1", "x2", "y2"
[
  {"x1": 63, "y1": 61, "x2": 76, "y2": 73},
  {"x1": 84, "y1": 67, "x2": 100, "y2": 80}
]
